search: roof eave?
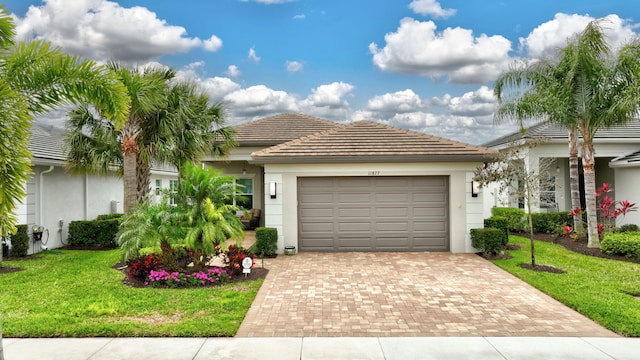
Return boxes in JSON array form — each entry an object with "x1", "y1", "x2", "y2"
[{"x1": 250, "y1": 154, "x2": 495, "y2": 164}]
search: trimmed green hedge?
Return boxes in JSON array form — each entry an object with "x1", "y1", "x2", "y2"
[
  {"x1": 484, "y1": 216, "x2": 509, "y2": 245},
  {"x1": 601, "y1": 232, "x2": 640, "y2": 259},
  {"x1": 252, "y1": 227, "x2": 278, "y2": 256},
  {"x1": 96, "y1": 213, "x2": 124, "y2": 221},
  {"x1": 529, "y1": 211, "x2": 571, "y2": 233},
  {"x1": 491, "y1": 207, "x2": 525, "y2": 232},
  {"x1": 10, "y1": 224, "x2": 29, "y2": 257},
  {"x1": 68, "y1": 219, "x2": 121, "y2": 248},
  {"x1": 470, "y1": 228, "x2": 504, "y2": 255}
]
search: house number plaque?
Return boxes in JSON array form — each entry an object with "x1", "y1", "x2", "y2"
[{"x1": 242, "y1": 257, "x2": 253, "y2": 276}]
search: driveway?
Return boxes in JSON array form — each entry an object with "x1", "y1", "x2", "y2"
[{"x1": 236, "y1": 252, "x2": 616, "y2": 337}]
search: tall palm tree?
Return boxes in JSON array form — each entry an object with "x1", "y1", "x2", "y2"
[
  {"x1": 494, "y1": 59, "x2": 584, "y2": 234},
  {"x1": 495, "y1": 20, "x2": 640, "y2": 247},
  {"x1": 65, "y1": 70, "x2": 236, "y2": 208},
  {"x1": 0, "y1": 7, "x2": 129, "y2": 239},
  {"x1": 66, "y1": 64, "x2": 168, "y2": 213}
]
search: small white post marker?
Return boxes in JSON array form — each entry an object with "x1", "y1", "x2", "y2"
[{"x1": 242, "y1": 257, "x2": 253, "y2": 277}]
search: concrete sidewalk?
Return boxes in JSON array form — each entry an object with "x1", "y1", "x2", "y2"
[{"x1": 3, "y1": 337, "x2": 639, "y2": 360}]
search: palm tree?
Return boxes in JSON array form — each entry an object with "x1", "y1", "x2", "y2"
[
  {"x1": 495, "y1": 20, "x2": 640, "y2": 247},
  {"x1": 0, "y1": 7, "x2": 129, "y2": 238},
  {"x1": 65, "y1": 72, "x2": 236, "y2": 209},
  {"x1": 494, "y1": 59, "x2": 584, "y2": 234}
]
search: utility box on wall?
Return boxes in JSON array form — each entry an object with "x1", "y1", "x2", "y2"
[{"x1": 110, "y1": 200, "x2": 122, "y2": 214}]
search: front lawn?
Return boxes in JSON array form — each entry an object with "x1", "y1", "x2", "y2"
[
  {"x1": 0, "y1": 250, "x2": 262, "y2": 337},
  {"x1": 494, "y1": 235, "x2": 640, "y2": 336}
]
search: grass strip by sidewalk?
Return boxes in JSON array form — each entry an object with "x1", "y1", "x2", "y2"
[
  {"x1": 0, "y1": 250, "x2": 262, "y2": 337},
  {"x1": 493, "y1": 235, "x2": 640, "y2": 336}
]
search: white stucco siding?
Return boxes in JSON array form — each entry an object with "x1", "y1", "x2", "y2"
[
  {"x1": 35, "y1": 166, "x2": 124, "y2": 251},
  {"x1": 262, "y1": 162, "x2": 485, "y2": 254},
  {"x1": 613, "y1": 167, "x2": 640, "y2": 227}
]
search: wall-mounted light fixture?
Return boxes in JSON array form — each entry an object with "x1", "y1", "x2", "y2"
[
  {"x1": 242, "y1": 167, "x2": 247, "y2": 175},
  {"x1": 471, "y1": 180, "x2": 480, "y2": 198},
  {"x1": 269, "y1": 181, "x2": 277, "y2": 199}
]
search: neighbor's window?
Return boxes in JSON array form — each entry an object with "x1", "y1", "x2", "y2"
[
  {"x1": 169, "y1": 179, "x2": 178, "y2": 205},
  {"x1": 235, "y1": 178, "x2": 253, "y2": 209},
  {"x1": 155, "y1": 179, "x2": 162, "y2": 196}
]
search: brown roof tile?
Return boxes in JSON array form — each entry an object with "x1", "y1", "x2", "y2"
[
  {"x1": 251, "y1": 120, "x2": 495, "y2": 163},
  {"x1": 233, "y1": 113, "x2": 343, "y2": 146}
]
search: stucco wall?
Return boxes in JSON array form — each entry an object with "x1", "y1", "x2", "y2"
[
  {"x1": 613, "y1": 167, "x2": 640, "y2": 227},
  {"x1": 262, "y1": 162, "x2": 484, "y2": 254}
]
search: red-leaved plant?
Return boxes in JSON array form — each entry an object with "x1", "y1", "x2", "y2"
[{"x1": 596, "y1": 183, "x2": 637, "y2": 236}]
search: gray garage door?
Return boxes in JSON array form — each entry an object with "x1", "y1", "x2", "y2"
[{"x1": 298, "y1": 176, "x2": 449, "y2": 251}]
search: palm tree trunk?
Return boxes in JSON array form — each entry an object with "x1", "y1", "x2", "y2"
[
  {"x1": 136, "y1": 157, "x2": 151, "y2": 204},
  {"x1": 581, "y1": 137, "x2": 599, "y2": 248},
  {"x1": 568, "y1": 128, "x2": 583, "y2": 232},
  {"x1": 122, "y1": 121, "x2": 139, "y2": 214}
]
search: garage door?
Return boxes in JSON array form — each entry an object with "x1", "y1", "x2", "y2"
[{"x1": 298, "y1": 176, "x2": 449, "y2": 251}]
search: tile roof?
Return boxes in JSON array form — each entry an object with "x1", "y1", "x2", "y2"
[
  {"x1": 233, "y1": 113, "x2": 343, "y2": 147},
  {"x1": 483, "y1": 119, "x2": 640, "y2": 148},
  {"x1": 30, "y1": 122, "x2": 67, "y2": 162},
  {"x1": 251, "y1": 120, "x2": 495, "y2": 163}
]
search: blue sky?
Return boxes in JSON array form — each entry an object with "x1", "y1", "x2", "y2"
[{"x1": 4, "y1": 0, "x2": 639, "y2": 145}]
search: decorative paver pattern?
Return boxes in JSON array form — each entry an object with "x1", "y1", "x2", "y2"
[{"x1": 236, "y1": 252, "x2": 616, "y2": 337}]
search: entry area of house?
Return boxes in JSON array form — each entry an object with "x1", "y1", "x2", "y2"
[{"x1": 297, "y1": 176, "x2": 449, "y2": 252}]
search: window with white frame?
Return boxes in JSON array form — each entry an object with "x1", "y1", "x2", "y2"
[
  {"x1": 169, "y1": 179, "x2": 178, "y2": 205},
  {"x1": 155, "y1": 179, "x2": 162, "y2": 196},
  {"x1": 235, "y1": 178, "x2": 253, "y2": 209}
]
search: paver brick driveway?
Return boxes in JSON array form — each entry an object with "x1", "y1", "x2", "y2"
[{"x1": 236, "y1": 252, "x2": 616, "y2": 337}]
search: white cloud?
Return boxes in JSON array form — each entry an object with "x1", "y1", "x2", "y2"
[
  {"x1": 365, "y1": 89, "x2": 425, "y2": 115},
  {"x1": 225, "y1": 65, "x2": 241, "y2": 78},
  {"x1": 223, "y1": 85, "x2": 299, "y2": 117},
  {"x1": 369, "y1": 18, "x2": 513, "y2": 84},
  {"x1": 203, "y1": 35, "x2": 223, "y2": 52},
  {"x1": 445, "y1": 86, "x2": 496, "y2": 117},
  {"x1": 248, "y1": 47, "x2": 261, "y2": 63},
  {"x1": 293, "y1": 14, "x2": 306, "y2": 20},
  {"x1": 285, "y1": 60, "x2": 304, "y2": 73},
  {"x1": 409, "y1": 0, "x2": 456, "y2": 19},
  {"x1": 303, "y1": 82, "x2": 354, "y2": 109},
  {"x1": 13, "y1": 0, "x2": 223, "y2": 63},
  {"x1": 520, "y1": 13, "x2": 638, "y2": 60}
]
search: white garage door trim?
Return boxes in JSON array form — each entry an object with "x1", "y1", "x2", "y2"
[{"x1": 297, "y1": 176, "x2": 449, "y2": 251}]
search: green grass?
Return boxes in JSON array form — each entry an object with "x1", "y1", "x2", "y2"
[
  {"x1": 494, "y1": 235, "x2": 640, "y2": 336},
  {"x1": 0, "y1": 250, "x2": 262, "y2": 337}
]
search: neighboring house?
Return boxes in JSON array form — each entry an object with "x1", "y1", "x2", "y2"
[
  {"x1": 202, "y1": 113, "x2": 495, "y2": 254},
  {"x1": 12, "y1": 122, "x2": 178, "y2": 255},
  {"x1": 482, "y1": 120, "x2": 640, "y2": 227}
]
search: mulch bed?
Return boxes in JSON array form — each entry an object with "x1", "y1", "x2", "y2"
[
  {"x1": 0, "y1": 265, "x2": 23, "y2": 274},
  {"x1": 481, "y1": 232, "x2": 640, "y2": 273},
  {"x1": 113, "y1": 261, "x2": 269, "y2": 288}
]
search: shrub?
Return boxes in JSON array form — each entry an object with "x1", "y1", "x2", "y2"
[
  {"x1": 10, "y1": 224, "x2": 29, "y2": 257},
  {"x1": 618, "y1": 224, "x2": 640, "y2": 233},
  {"x1": 126, "y1": 253, "x2": 163, "y2": 282},
  {"x1": 470, "y1": 228, "x2": 504, "y2": 255},
  {"x1": 252, "y1": 227, "x2": 278, "y2": 257},
  {"x1": 601, "y1": 232, "x2": 640, "y2": 259},
  {"x1": 491, "y1": 207, "x2": 525, "y2": 232},
  {"x1": 484, "y1": 216, "x2": 509, "y2": 245},
  {"x1": 224, "y1": 245, "x2": 254, "y2": 276},
  {"x1": 96, "y1": 213, "x2": 124, "y2": 220},
  {"x1": 529, "y1": 211, "x2": 571, "y2": 233},
  {"x1": 68, "y1": 219, "x2": 121, "y2": 248},
  {"x1": 146, "y1": 268, "x2": 231, "y2": 288}
]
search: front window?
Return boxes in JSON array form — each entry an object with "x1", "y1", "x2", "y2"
[
  {"x1": 169, "y1": 179, "x2": 178, "y2": 205},
  {"x1": 540, "y1": 175, "x2": 556, "y2": 209},
  {"x1": 235, "y1": 178, "x2": 254, "y2": 209}
]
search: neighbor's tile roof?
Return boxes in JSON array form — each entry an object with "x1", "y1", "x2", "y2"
[
  {"x1": 483, "y1": 119, "x2": 640, "y2": 148},
  {"x1": 251, "y1": 120, "x2": 495, "y2": 163},
  {"x1": 233, "y1": 113, "x2": 343, "y2": 146},
  {"x1": 30, "y1": 122, "x2": 66, "y2": 162}
]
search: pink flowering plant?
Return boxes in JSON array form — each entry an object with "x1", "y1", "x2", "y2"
[
  {"x1": 596, "y1": 183, "x2": 637, "y2": 236},
  {"x1": 146, "y1": 268, "x2": 232, "y2": 288}
]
